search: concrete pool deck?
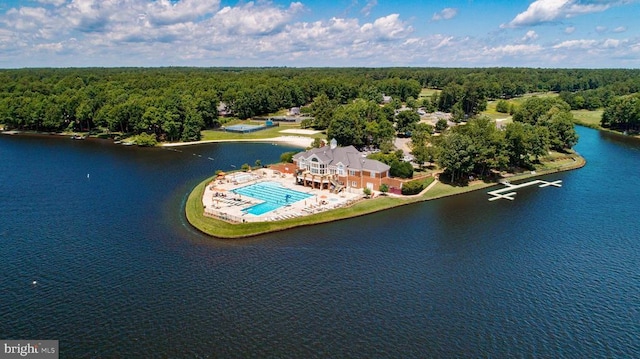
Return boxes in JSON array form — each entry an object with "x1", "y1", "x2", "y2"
[{"x1": 202, "y1": 168, "x2": 363, "y2": 223}]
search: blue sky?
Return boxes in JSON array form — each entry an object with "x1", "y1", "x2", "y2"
[{"x1": 1, "y1": 0, "x2": 639, "y2": 68}]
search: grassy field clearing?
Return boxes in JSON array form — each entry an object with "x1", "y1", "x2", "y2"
[
  {"x1": 200, "y1": 121, "x2": 324, "y2": 141},
  {"x1": 571, "y1": 110, "x2": 603, "y2": 128}
]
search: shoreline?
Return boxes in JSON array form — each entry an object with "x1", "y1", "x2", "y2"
[
  {"x1": 185, "y1": 153, "x2": 587, "y2": 239},
  {"x1": 0, "y1": 129, "x2": 315, "y2": 148},
  {"x1": 161, "y1": 136, "x2": 314, "y2": 148}
]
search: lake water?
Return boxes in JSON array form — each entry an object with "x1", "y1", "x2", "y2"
[{"x1": 0, "y1": 127, "x2": 638, "y2": 358}]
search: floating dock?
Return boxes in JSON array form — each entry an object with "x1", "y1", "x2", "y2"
[{"x1": 488, "y1": 179, "x2": 562, "y2": 201}]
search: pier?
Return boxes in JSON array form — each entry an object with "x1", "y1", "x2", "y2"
[{"x1": 488, "y1": 179, "x2": 563, "y2": 201}]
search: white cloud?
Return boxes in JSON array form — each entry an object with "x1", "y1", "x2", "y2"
[
  {"x1": 212, "y1": 2, "x2": 303, "y2": 36},
  {"x1": 603, "y1": 38, "x2": 622, "y2": 48},
  {"x1": 484, "y1": 44, "x2": 543, "y2": 56},
  {"x1": 564, "y1": 26, "x2": 576, "y2": 34},
  {"x1": 522, "y1": 30, "x2": 539, "y2": 42},
  {"x1": 361, "y1": 0, "x2": 377, "y2": 17},
  {"x1": 613, "y1": 26, "x2": 627, "y2": 32},
  {"x1": 553, "y1": 39, "x2": 598, "y2": 49},
  {"x1": 0, "y1": 0, "x2": 638, "y2": 67},
  {"x1": 504, "y1": 0, "x2": 631, "y2": 28},
  {"x1": 147, "y1": 0, "x2": 220, "y2": 26},
  {"x1": 432, "y1": 7, "x2": 458, "y2": 21},
  {"x1": 360, "y1": 14, "x2": 412, "y2": 41},
  {"x1": 595, "y1": 25, "x2": 607, "y2": 33},
  {"x1": 433, "y1": 35, "x2": 454, "y2": 49},
  {"x1": 35, "y1": 0, "x2": 67, "y2": 6}
]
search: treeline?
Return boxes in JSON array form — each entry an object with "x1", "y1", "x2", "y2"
[
  {"x1": 411, "y1": 97, "x2": 578, "y2": 182},
  {"x1": 1, "y1": 67, "x2": 639, "y2": 141},
  {"x1": 601, "y1": 93, "x2": 640, "y2": 132},
  {"x1": 0, "y1": 67, "x2": 421, "y2": 140}
]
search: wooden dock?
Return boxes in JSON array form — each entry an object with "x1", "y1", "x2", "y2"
[{"x1": 488, "y1": 179, "x2": 562, "y2": 201}]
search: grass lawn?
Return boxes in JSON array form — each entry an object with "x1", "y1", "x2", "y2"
[
  {"x1": 200, "y1": 121, "x2": 324, "y2": 142},
  {"x1": 185, "y1": 176, "x2": 411, "y2": 239},
  {"x1": 186, "y1": 150, "x2": 585, "y2": 239},
  {"x1": 572, "y1": 109, "x2": 603, "y2": 129},
  {"x1": 482, "y1": 92, "x2": 561, "y2": 120},
  {"x1": 419, "y1": 88, "x2": 441, "y2": 98},
  {"x1": 482, "y1": 100, "x2": 512, "y2": 120}
]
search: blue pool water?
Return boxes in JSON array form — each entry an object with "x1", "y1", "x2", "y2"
[{"x1": 234, "y1": 181, "x2": 313, "y2": 215}]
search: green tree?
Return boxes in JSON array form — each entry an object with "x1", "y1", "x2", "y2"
[
  {"x1": 436, "y1": 131, "x2": 476, "y2": 182},
  {"x1": 410, "y1": 124, "x2": 435, "y2": 168},
  {"x1": 134, "y1": 132, "x2": 158, "y2": 147},
  {"x1": 512, "y1": 97, "x2": 571, "y2": 126},
  {"x1": 280, "y1": 151, "x2": 296, "y2": 163},
  {"x1": 548, "y1": 111, "x2": 578, "y2": 150},
  {"x1": 496, "y1": 100, "x2": 509, "y2": 113},
  {"x1": 435, "y1": 118, "x2": 448, "y2": 132},
  {"x1": 458, "y1": 117, "x2": 509, "y2": 176},
  {"x1": 505, "y1": 122, "x2": 529, "y2": 167},
  {"x1": 389, "y1": 159, "x2": 414, "y2": 179},
  {"x1": 327, "y1": 115, "x2": 359, "y2": 147},
  {"x1": 309, "y1": 93, "x2": 336, "y2": 129},
  {"x1": 395, "y1": 110, "x2": 420, "y2": 134},
  {"x1": 309, "y1": 137, "x2": 325, "y2": 148},
  {"x1": 363, "y1": 187, "x2": 372, "y2": 198}
]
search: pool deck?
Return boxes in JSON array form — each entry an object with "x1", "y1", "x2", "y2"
[{"x1": 202, "y1": 168, "x2": 363, "y2": 222}]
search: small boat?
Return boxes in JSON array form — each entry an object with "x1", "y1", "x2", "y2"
[{"x1": 71, "y1": 134, "x2": 86, "y2": 140}]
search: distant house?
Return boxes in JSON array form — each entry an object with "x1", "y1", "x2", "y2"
[
  {"x1": 288, "y1": 107, "x2": 301, "y2": 116},
  {"x1": 292, "y1": 139, "x2": 391, "y2": 192},
  {"x1": 217, "y1": 102, "x2": 233, "y2": 117},
  {"x1": 382, "y1": 94, "x2": 392, "y2": 104}
]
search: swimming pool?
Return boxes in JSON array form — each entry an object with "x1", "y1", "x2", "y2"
[{"x1": 233, "y1": 182, "x2": 313, "y2": 216}]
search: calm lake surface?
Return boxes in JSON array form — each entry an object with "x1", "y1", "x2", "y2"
[{"x1": 1, "y1": 127, "x2": 638, "y2": 358}]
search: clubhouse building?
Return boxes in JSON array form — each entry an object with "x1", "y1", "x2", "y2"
[{"x1": 292, "y1": 139, "x2": 391, "y2": 192}]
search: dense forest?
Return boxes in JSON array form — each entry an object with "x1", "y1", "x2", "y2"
[
  {"x1": 425, "y1": 97, "x2": 578, "y2": 182},
  {"x1": 1, "y1": 67, "x2": 639, "y2": 142}
]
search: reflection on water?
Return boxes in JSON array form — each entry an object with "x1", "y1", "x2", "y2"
[{"x1": 0, "y1": 128, "x2": 639, "y2": 357}]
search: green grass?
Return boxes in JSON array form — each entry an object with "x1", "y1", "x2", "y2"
[
  {"x1": 482, "y1": 105, "x2": 512, "y2": 121},
  {"x1": 186, "y1": 152, "x2": 585, "y2": 239},
  {"x1": 411, "y1": 176, "x2": 435, "y2": 189},
  {"x1": 199, "y1": 122, "x2": 324, "y2": 142},
  {"x1": 482, "y1": 92, "x2": 561, "y2": 120},
  {"x1": 419, "y1": 88, "x2": 441, "y2": 98},
  {"x1": 185, "y1": 177, "x2": 411, "y2": 239},
  {"x1": 571, "y1": 109, "x2": 603, "y2": 129}
]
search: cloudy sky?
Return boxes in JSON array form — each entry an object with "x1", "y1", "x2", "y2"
[{"x1": 1, "y1": 0, "x2": 639, "y2": 68}]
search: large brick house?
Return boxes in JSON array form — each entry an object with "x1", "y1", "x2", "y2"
[{"x1": 292, "y1": 139, "x2": 391, "y2": 192}]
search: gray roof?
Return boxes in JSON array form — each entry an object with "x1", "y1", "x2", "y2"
[{"x1": 293, "y1": 145, "x2": 391, "y2": 173}]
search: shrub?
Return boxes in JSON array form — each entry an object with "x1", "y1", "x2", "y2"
[
  {"x1": 401, "y1": 180, "x2": 424, "y2": 195},
  {"x1": 134, "y1": 132, "x2": 158, "y2": 147},
  {"x1": 496, "y1": 100, "x2": 510, "y2": 113}
]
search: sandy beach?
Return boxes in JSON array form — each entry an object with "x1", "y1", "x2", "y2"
[{"x1": 161, "y1": 135, "x2": 314, "y2": 148}]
